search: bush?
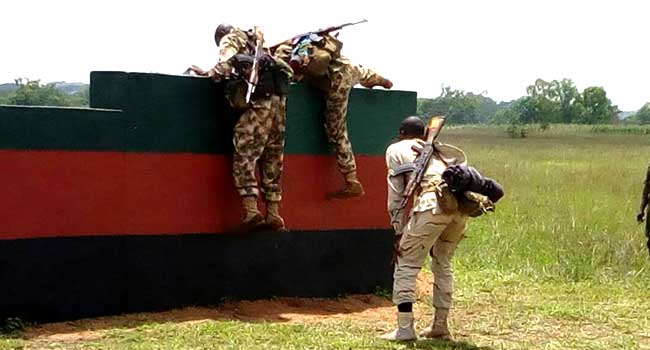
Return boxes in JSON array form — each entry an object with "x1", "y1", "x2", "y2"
[
  {"x1": 591, "y1": 125, "x2": 650, "y2": 135},
  {"x1": 0, "y1": 317, "x2": 26, "y2": 335},
  {"x1": 506, "y1": 123, "x2": 528, "y2": 138}
]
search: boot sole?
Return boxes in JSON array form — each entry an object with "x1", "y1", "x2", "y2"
[{"x1": 229, "y1": 215, "x2": 265, "y2": 234}]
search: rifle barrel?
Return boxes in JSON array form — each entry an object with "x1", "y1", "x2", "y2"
[{"x1": 269, "y1": 19, "x2": 368, "y2": 50}]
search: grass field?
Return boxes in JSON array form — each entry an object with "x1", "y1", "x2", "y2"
[{"x1": 2, "y1": 124, "x2": 650, "y2": 350}]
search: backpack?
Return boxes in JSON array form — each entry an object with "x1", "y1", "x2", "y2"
[{"x1": 289, "y1": 33, "x2": 342, "y2": 77}]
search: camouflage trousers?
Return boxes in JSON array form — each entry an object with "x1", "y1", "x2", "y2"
[
  {"x1": 393, "y1": 210, "x2": 467, "y2": 309},
  {"x1": 232, "y1": 95, "x2": 286, "y2": 202},
  {"x1": 325, "y1": 64, "x2": 389, "y2": 174}
]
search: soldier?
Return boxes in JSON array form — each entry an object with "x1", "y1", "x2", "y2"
[
  {"x1": 190, "y1": 24, "x2": 292, "y2": 231},
  {"x1": 380, "y1": 116, "x2": 468, "y2": 341},
  {"x1": 381, "y1": 117, "x2": 503, "y2": 341},
  {"x1": 637, "y1": 163, "x2": 650, "y2": 254},
  {"x1": 274, "y1": 33, "x2": 393, "y2": 199}
]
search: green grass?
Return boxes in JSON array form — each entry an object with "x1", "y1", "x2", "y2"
[
  {"x1": 440, "y1": 124, "x2": 650, "y2": 282},
  {"x1": 2, "y1": 124, "x2": 650, "y2": 350}
]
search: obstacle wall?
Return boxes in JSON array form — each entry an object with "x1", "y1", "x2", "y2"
[{"x1": 0, "y1": 72, "x2": 416, "y2": 322}]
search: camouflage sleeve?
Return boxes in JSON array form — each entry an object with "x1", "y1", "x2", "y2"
[
  {"x1": 218, "y1": 33, "x2": 246, "y2": 62},
  {"x1": 352, "y1": 64, "x2": 388, "y2": 87},
  {"x1": 273, "y1": 57, "x2": 294, "y2": 81},
  {"x1": 273, "y1": 43, "x2": 292, "y2": 63},
  {"x1": 206, "y1": 33, "x2": 248, "y2": 78},
  {"x1": 273, "y1": 43, "x2": 302, "y2": 82}
]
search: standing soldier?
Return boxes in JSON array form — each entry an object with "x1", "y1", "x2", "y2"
[
  {"x1": 190, "y1": 24, "x2": 293, "y2": 231},
  {"x1": 637, "y1": 163, "x2": 650, "y2": 254},
  {"x1": 273, "y1": 31, "x2": 393, "y2": 199},
  {"x1": 380, "y1": 116, "x2": 503, "y2": 341}
]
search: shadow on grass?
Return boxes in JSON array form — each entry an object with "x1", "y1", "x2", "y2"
[
  {"x1": 21, "y1": 294, "x2": 394, "y2": 340},
  {"x1": 389, "y1": 338, "x2": 493, "y2": 350}
]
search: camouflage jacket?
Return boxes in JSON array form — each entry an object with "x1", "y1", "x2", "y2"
[{"x1": 208, "y1": 29, "x2": 257, "y2": 78}]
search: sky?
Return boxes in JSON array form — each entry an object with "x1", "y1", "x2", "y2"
[{"x1": 2, "y1": 0, "x2": 648, "y2": 111}]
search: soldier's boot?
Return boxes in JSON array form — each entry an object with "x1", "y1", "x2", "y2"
[
  {"x1": 361, "y1": 77, "x2": 393, "y2": 89},
  {"x1": 265, "y1": 201, "x2": 286, "y2": 231},
  {"x1": 419, "y1": 308, "x2": 453, "y2": 341},
  {"x1": 237, "y1": 196, "x2": 264, "y2": 231},
  {"x1": 327, "y1": 171, "x2": 365, "y2": 200},
  {"x1": 379, "y1": 312, "x2": 417, "y2": 341}
]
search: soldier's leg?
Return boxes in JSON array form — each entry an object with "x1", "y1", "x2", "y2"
[
  {"x1": 393, "y1": 211, "x2": 454, "y2": 305},
  {"x1": 324, "y1": 71, "x2": 364, "y2": 199},
  {"x1": 382, "y1": 211, "x2": 452, "y2": 341},
  {"x1": 324, "y1": 76, "x2": 356, "y2": 174},
  {"x1": 259, "y1": 95, "x2": 287, "y2": 230},
  {"x1": 232, "y1": 103, "x2": 273, "y2": 226},
  {"x1": 420, "y1": 214, "x2": 467, "y2": 340},
  {"x1": 350, "y1": 64, "x2": 393, "y2": 89}
]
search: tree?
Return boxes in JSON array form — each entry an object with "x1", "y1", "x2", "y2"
[
  {"x1": 579, "y1": 86, "x2": 618, "y2": 124},
  {"x1": 417, "y1": 86, "x2": 488, "y2": 124},
  {"x1": 634, "y1": 103, "x2": 650, "y2": 125},
  {"x1": 8, "y1": 79, "x2": 76, "y2": 106},
  {"x1": 556, "y1": 79, "x2": 583, "y2": 123},
  {"x1": 512, "y1": 96, "x2": 537, "y2": 124},
  {"x1": 521, "y1": 79, "x2": 618, "y2": 125},
  {"x1": 526, "y1": 79, "x2": 561, "y2": 123}
]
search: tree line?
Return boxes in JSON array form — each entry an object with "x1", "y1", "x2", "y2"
[
  {"x1": 2, "y1": 77, "x2": 649, "y2": 125},
  {"x1": 0, "y1": 79, "x2": 88, "y2": 107},
  {"x1": 418, "y1": 78, "x2": 650, "y2": 125}
]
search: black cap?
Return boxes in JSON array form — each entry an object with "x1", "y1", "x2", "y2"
[{"x1": 399, "y1": 116, "x2": 425, "y2": 138}]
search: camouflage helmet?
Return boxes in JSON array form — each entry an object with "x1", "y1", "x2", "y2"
[{"x1": 214, "y1": 23, "x2": 234, "y2": 45}]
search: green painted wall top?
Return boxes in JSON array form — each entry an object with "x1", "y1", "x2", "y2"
[
  {"x1": 0, "y1": 72, "x2": 416, "y2": 155},
  {"x1": 90, "y1": 71, "x2": 416, "y2": 155}
]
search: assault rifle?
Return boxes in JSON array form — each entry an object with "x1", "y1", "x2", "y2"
[
  {"x1": 390, "y1": 116, "x2": 446, "y2": 228},
  {"x1": 246, "y1": 27, "x2": 264, "y2": 103},
  {"x1": 269, "y1": 19, "x2": 368, "y2": 52}
]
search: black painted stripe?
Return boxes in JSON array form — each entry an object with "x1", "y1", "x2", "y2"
[{"x1": 0, "y1": 229, "x2": 394, "y2": 323}]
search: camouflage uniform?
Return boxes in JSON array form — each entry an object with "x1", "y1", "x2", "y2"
[
  {"x1": 325, "y1": 59, "x2": 389, "y2": 174},
  {"x1": 210, "y1": 29, "x2": 285, "y2": 202},
  {"x1": 203, "y1": 28, "x2": 290, "y2": 228},
  {"x1": 384, "y1": 138, "x2": 468, "y2": 340},
  {"x1": 275, "y1": 41, "x2": 390, "y2": 185},
  {"x1": 208, "y1": 30, "x2": 256, "y2": 77},
  {"x1": 233, "y1": 95, "x2": 286, "y2": 201}
]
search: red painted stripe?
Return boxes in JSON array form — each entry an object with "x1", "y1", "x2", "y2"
[{"x1": 0, "y1": 150, "x2": 390, "y2": 239}]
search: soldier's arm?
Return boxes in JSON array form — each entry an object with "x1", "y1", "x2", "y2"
[
  {"x1": 386, "y1": 145, "x2": 408, "y2": 232},
  {"x1": 351, "y1": 64, "x2": 392, "y2": 89},
  {"x1": 205, "y1": 33, "x2": 247, "y2": 78},
  {"x1": 272, "y1": 43, "x2": 292, "y2": 63},
  {"x1": 273, "y1": 43, "x2": 303, "y2": 82},
  {"x1": 639, "y1": 164, "x2": 650, "y2": 222}
]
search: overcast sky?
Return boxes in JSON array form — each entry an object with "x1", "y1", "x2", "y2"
[{"x1": 2, "y1": 0, "x2": 648, "y2": 110}]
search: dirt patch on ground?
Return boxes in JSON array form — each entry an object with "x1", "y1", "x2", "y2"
[{"x1": 23, "y1": 272, "x2": 437, "y2": 343}]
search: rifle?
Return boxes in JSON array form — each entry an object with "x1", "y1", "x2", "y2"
[
  {"x1": 269, "y1": 19, "x2": 368, "y2": 51},
  {"x1": 390, "y1": 116, "x2": 446, "y2": 228},
  {"x1": 246, "y1": 27, "x2": 264, "y2": 103}
]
